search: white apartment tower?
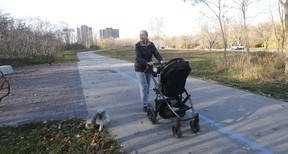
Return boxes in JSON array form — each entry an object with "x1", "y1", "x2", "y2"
[
  {"x1": 99, "y1": 27, "x2": 119, "y2": 39},
  {"x1": 77, "y1": 25, "x2": 93, "y2": 48}
]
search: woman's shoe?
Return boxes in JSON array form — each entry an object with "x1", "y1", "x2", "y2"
[{"x1": 143, "y1": 107, "x2": 148, "y2": 112}]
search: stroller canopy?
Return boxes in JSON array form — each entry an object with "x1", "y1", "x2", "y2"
[{"x1": 160, "y1": 58, "x2": 191, "y2": 97}]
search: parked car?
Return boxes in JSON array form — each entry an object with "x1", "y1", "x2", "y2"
[{"x1": 231, "y1": 44, "x2": 245, "y2": 50}]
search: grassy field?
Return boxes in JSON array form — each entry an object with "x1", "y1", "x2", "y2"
[{"x1": 96, "y1": 48, "x2": 288, "y2": 102}]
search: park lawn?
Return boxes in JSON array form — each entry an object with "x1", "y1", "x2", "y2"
[{"x1": 96, "y1": 48, "x2": 288, "y2": 102}]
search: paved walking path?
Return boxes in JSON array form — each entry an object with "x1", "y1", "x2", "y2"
[
  {"x1": 1, "y1": 51, "x2": 288, "y2": 153},
  {"x1": 77, "y1": 51, "x2": 288, "y2": 154}
]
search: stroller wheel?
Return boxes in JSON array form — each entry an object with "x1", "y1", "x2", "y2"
[
  {"x1": 147, "y1": 107, "x2": 157, "y2": 124},
  {"x1": 172, "y1": 125, "x2": 182, "y2": 138},
  {"x1": 190, "y1": 120, "x2": 200, "y2": 133}
]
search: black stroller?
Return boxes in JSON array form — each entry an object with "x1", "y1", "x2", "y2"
[{"x1": 147, "y1": 58, "x2": 200, "y2": 138}]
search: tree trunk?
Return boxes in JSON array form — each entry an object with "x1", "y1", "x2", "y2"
[
  {"x1": 278, "y1": 0, "x2": 288, "y2": 80},
  {"x1": 285, "y1": 11, "x2": 288, "y2": 75}
]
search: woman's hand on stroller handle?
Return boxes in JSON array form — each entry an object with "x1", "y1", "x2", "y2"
[
  {"x1": 152, "y1": 60, "x2": 166, "y2": 66},
  {"x1": 147, "y1": 62, "x2": 154, "y2": 65},
  {"x1": 145, "y1": 61, "x2": 165, "y2": 74}
]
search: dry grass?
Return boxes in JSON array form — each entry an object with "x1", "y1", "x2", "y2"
[{"x1": 223, "y1": 52, "x2": 285, "y2": 83}]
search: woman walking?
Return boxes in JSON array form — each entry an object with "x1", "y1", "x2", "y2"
[{"x1": 134, "y1": 30, "x2": 165, "y2": 112}]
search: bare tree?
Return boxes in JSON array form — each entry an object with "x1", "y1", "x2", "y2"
[
  {"x1": 103, "y1": 37, "x2": 116, "y2": 48},
  {"x1": 180, "y1": 35, "x2": 193, "y2": 49},
  {"x1": 149, "y1": 17, "x2": 164, "y2": 49},
  {"x1": 256, "y1": 22, "x2": 273, "y2": 49},
  {"x1": 0, "y1": 11, "x2": 14, "y2": 59},
  {"x1": 198, "y1": 22, "x2": 220, "y2": 51},
  {"x1": 269, "y1": 2, "x2": 285, "y2": 52},
  {"x1": 162, "y1": 36, "x2": 177, "y2": 48},
  {"x1": 230, "y1": 25, "x2": 241, "y2": 45},
  {"x1": 62, "y1": 28, "x2": 74, "y2": 45},
  {"x1": 0, "y1": 12, "x2": 65, "y2": 65},
  {"x1": 200, "y1": 22, "x2": 220, "y2": 50},
  {"x1": 184, "y1": 0, "x2": 230, "y2": 65},
  {"x1": 232, "y1": 0, "x2": 254, "y2": 52},
  {"x1": 278, "y1": 0, "x2": 288, "y2": 77}
]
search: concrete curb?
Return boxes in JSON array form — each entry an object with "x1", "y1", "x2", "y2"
[{"x1": 0, "y1": 65, "x2": 13, "y2": 75}]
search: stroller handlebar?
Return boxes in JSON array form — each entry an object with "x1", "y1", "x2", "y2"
[
  {"x1": 153, "y1": 62, "x2": 161, "y2": 65},
  {"x1": 145, "y1": 62, "x2": 166, "y2": 76},
  {"x1": 152, "y1": 62, "x2": 167, "y2": 66}
]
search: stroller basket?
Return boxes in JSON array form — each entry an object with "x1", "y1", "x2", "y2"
[{"x1": 156, "y1": 98, "x2": 191, "y2": 119}]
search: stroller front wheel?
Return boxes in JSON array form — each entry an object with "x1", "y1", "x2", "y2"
[
  {"x1": 147, "y1": 107, "x2": 157, "y2": 124},
  {"x1": 190, "y1": 113, "x2": 200, "y2": 133},
  {"x1": 190, "y1": 120, "x2": 200, "y2": 133},
  {"x1": 172, "y1": 125, "x2": 182, "y2": 138}
]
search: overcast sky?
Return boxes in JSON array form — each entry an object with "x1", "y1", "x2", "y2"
[{"x1": 0, "y1": 0, "x2": 277, "y2": 39}]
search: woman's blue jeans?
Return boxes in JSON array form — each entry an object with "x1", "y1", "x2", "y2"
[{"x1": 135, "y1": 71, "x2": 151, "y2": 107}]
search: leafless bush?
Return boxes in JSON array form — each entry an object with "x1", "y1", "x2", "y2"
[{"x1": 0, "y1": 11, "x2": 65, "y2": 66}]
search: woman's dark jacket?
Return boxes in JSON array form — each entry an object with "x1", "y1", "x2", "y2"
[{"x1": 134, "y1": 41, "x2": 163, "y2": 72}]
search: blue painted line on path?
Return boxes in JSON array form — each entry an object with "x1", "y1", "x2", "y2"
[
  {"x1": 112, "y1": 67, "x2": 273, "y2": 154},
  {"x1": 199, "y1": 114, "x2": 273, "y2": 154}
]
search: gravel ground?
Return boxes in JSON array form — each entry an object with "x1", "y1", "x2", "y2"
[{"x1": 0, "y1": 62, "x2": 88, "y2": 126}]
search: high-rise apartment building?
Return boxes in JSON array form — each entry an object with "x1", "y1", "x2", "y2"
[
  {"x1": 99, "y1": 27, "x2": 119, "y2": 39},
  {"x1": 77, "y1": 25, "x2": 93, "y2": 48}
]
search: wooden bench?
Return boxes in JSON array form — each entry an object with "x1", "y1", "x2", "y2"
[{"x1": 0, "y1": 71, "x2": 11, "y2": 102}]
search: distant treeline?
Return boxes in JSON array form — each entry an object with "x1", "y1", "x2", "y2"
[{"x1": 0, "y1": 10, "x2": 98, "y2": 67}]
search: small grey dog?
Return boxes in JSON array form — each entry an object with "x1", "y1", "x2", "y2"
[{"x1": 86, "y1": 109, "x2": 110, "y2": 131}]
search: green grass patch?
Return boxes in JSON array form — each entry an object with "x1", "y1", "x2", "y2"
[
  {"x1": 54, "y1": 50, "x2": 80, "y2": 63},
  {"x1": 0, "y1": 118, "x2": 123, "y2": 154}
]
